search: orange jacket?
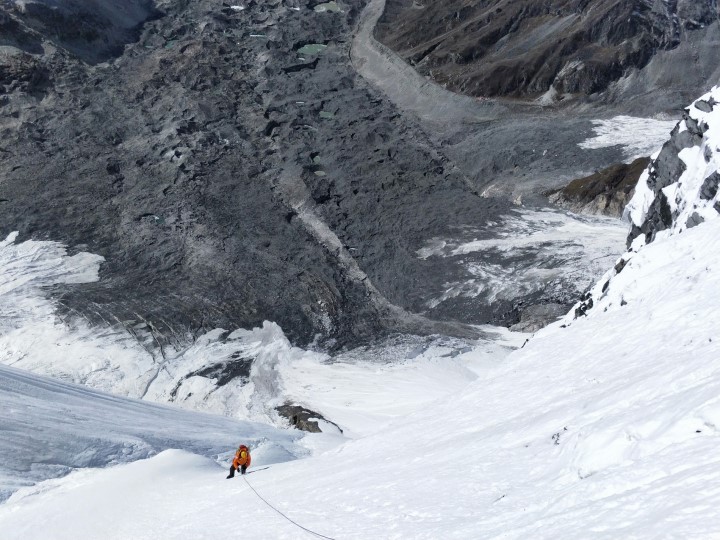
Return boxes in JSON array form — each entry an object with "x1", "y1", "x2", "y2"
[{"x1": 232, "y1": 446, "x2": 251, "y2": 469}]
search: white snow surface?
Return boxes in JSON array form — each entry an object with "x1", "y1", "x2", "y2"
[
  {"x1": 2, "y1": 216, "x2": 720, "y2": 538},
  {"x1": 578, "y1": 115, "x2": 677, "y2": 160}
]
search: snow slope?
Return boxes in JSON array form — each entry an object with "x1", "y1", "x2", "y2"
[
  {"x1": 2, "y1": 216, "x2": 719, "y2": 538},
  {"x1": 277, "y1": 331, "x2": 521, "y2": 439},
  {"x1": 0, "y1": 363, "x2": 301, "y2": 503}
]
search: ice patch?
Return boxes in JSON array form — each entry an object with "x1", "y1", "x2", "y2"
[
  {"x1": 0, "y1": 364, "x2": 301, "y2": 503},
  {"x1": 579, "y1": 116, "x2": 677, "y2": 160},
  {"x1": 418, "y1": 208, "x2": 626, "y2": 307}
]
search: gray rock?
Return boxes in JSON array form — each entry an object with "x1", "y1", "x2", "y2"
[
  {"x1": 700, "y1": 172, "x2": 720, "y2": 200},
  {"x1": 276, "y1": 404, "x2": 342, "y2": 433},
  {"x1": 510, "y1": 303, "x2": 566, "y2": 333},
  {"x1": 695, "y1": 99, "x2": 715, "y2": 113},
  {"x1": 686, "y1": 212, "x2": 705, "y2": 229}
]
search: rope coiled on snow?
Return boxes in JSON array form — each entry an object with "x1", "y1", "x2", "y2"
[{"x1": 243, "y1": 476, "x2": 336, "y2": 540}]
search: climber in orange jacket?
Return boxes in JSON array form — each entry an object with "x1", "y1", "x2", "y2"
[{"x1": 226, "y1": 444, "x2": 251, "y2": 478}]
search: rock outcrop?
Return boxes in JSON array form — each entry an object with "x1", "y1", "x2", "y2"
[
  {"x1": 567, "y1": 87, "x2": 720, "y2": 322},
  {"x1": 276, "y1": 403, "x2": 342, "y2": 433},
  {"x1": 625, "y1": 88, "x2": 720, "y2": 246},
  {"x1": 549, "y1": 157, "x2": 650, "y2": 217}
]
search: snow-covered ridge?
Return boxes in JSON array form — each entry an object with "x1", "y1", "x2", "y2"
[
  {"x1": 565, "y1": 87, "x2": 720, "y2": 325},
  {"x1": 625, "y1": 86, "x2": 720, "y2": 246}
]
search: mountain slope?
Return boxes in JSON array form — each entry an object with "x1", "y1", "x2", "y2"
[
  {"x1": 2, "y1": 86, "x2": 720, "y2": 538},
  {"x1": 0, "y1": 0, "x2": 694, "y2": 357},
  {"x1": 1, "y1": 0, "x2": 521, "y2": 349},
  {"x1": 376, "y1": 0, "x2": 720, "y2": 109}
]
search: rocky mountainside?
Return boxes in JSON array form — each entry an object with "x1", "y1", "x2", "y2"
[
  {"x1": 376, "y1": 0, "x2": 720, "y2": 108},
  {"x1": 1, "y1": 0, "x2": 522, "y2": 349},
  {"x1": 0, "y1": 0, "x2": 710, "y2": 359},
  {"x1": 0, "y1": 0, "x2": 159, "y2": 63}
]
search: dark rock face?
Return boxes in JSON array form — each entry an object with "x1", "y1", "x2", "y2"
[
  {"x1": 685, "y1": 212, "x2": 705, "y2": 229},
  {"x1": 276, "y1": 403, "x2": 342, "y2": 433},
  {"x1": 549, "y1": 157, "x2": 650, "y2": 217},
  {"x1": 700, "y1": 172, "x2": 720, "y2": 201},
  {"x1": 627, "y1": 109, "x2": 709, "y2": 246},
  {"x1": 168, "y1": 353, "x2": 253, "y2": 401},
  {"x1": 376, "y1": 0, "x2": 720, "y2": 101},
  {"x1": 0, "y1": 0, "x2": 515, "y2": 349},
  {"x1": 0, "y1": 50, "x2": 50, "y2": 96}
]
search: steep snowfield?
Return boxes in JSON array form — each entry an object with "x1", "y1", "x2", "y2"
[
  {"x1": 2, "y1": 216, "x2": 719, "y2": 538},
  {"x1": 277, "y1": 330, "x2": 521, "y2": 438}
]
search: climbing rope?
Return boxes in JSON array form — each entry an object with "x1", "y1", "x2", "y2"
[{"x1": 243, "y1": 476, "x2": 336, "y2": 540}]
